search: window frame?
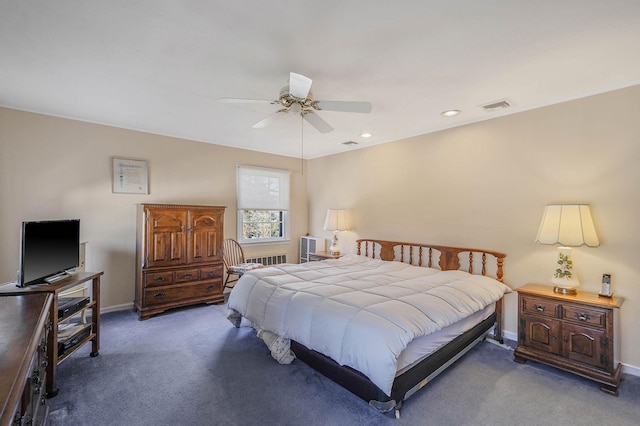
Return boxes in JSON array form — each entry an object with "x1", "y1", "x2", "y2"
[{"x1": 236, "y1": 209, "x2": 290, "y2": 245}]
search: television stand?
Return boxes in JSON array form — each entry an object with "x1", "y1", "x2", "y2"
[
  {"x1": 45, "y1": 271, "x2": 71, "y2": 284},
  {"x1": 0, "y1": 271, "x2": 103, "y2": 397}
]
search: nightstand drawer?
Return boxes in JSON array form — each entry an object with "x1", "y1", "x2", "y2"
[
  {"x1": 521, "y1": 296, "x2": 559, "y2": 318},
  {"x1": 562, "y1": 305, "x2": 606, "y2": 329}
]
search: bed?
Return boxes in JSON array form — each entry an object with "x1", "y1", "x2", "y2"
[{"x1": 227, "y1": 238, "x2": 509, "y2": 417}]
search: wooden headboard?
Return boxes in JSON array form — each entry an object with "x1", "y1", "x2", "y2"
[
  {"x1": 356, "y1": 239, "x2": 505, "y2": 282},
  {"x1": 356, "y1": 238, "x2": 508, "y2": 342}
]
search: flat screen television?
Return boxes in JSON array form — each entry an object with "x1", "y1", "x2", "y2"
[{"x1": 18, "y1": 219, "x2": 80, "y2": 287}]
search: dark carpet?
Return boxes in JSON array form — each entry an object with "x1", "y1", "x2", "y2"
[{"x1": 48, "y1": 303, "x2": 640, "y2": 426}]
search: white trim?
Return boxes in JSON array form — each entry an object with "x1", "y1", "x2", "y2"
[
  {"x1": 622, "y1": 363, "x2": 640, "y2": 377},
  {"x1": 502, "y1": 330, "x2": 517, "y2": 342},
  {"x1": 100, "y1": 302, "x2": 133, "y2": 314}
]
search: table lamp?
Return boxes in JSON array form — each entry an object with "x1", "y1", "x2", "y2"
[
  {"x1": 535, "y1": 204, "x2": 599, "y2": 294},
  {"x1": 323, "y1": 209, "x2": 350, "y2": 256}
]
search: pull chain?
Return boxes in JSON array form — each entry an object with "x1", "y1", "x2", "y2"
[{"x1": 300, "y1": 114, "x2": 304, "y2": 175}]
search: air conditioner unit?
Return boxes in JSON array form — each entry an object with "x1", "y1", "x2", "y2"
[{"x1": 300, "y1": 236, "x2": 325, "y2": 263}]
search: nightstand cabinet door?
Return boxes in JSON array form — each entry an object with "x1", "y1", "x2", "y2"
[
  {"x1": 521, "y1": 315, "x2": 561, "y2": 354},
  {"x1": 561, "y1": 323, "x2": 608, "y2": 369}
]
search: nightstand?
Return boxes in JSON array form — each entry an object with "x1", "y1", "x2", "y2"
[
  {"x1": 513, "y1": 283, "x2": 624, "y2": 395},
  {"x1": 308, "y1": 251, "x2": 342, "y2": 261}
]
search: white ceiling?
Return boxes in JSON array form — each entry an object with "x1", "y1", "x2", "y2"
[{"x1": 2, "y1": 1, "x2": 640, "y2": 159}]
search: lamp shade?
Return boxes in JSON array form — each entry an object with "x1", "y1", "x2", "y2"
[
  {"x1": 535, "y1": 204, "x2": 599, "y2": 247},
  {"x1": 323, "y1": 209, "x2": 350, "y2": 231}
]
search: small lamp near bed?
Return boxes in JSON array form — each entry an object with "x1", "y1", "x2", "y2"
[
  {"x1": 535, "y1": 204, "x2": 599, "y2": 295},
  {"x1": 323, "y1": 209, "x2": 350, "y2": 256}
]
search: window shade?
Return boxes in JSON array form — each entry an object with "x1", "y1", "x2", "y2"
[{"x1": 237, "y1": 165, "x2": 290, "y2": 210}]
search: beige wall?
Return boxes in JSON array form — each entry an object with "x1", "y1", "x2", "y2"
[
  {"x1": 307, "y1": 85, "x2": 640, "y2": 372},
  {"x1": 2, "y1": 85, "x2": 638, "y2": 372},
  {"x1": 0, "y1": 107, "x2": 309, "y2": 309}
]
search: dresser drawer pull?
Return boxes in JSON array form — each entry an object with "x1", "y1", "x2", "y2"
[
  {"x1": 181, "y1": 273, "x2": 193, "y2": 279},
  {"x1": 153, "y1": 276, "x2": 167, "y2": 282},
  {"x1": 207, "y1": 285, "x2": 215, "y2": 291},
  {"x1": 154, "y1": 292, "x2": 166, "y2": 299},
  {"x1": 576, "y1": 313, "x2": 591, "y2": 321},
  {"x1": 207, "y1": 272, "x2": 217, "y2": 278},
  {"x1": 534, "y1": 304, "x2": 546, "y2": 312}
]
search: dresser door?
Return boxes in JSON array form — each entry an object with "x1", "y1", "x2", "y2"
[
  {"x1": 187, "y1": 208, "x2": 223, "y2": 264},
  {"x1": 145, "y1": 208, "x2": 187, "y2": 267}
]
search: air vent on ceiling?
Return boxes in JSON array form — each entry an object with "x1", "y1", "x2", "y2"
[
  {"x1": 480, "y1": 99, "x2": 511, "y2": 112},
  {"x1": 342, "y1": 141, "x2": 359, "y2": 146}
]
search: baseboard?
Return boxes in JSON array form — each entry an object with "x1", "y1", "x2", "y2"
[
  {"x1": 100, "y1": 302, "x2": 133, "y2": 314},
  {"x1": 500, "y1": 330, "x2": 639, "y2": 377},
  {"x1": 502, "y1": 330, "x2": 517, "y2": 342},
  {"x1": 622, "y1": 363, "x2": 640, "y2": 377}
]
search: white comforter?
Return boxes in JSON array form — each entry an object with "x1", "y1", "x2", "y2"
[{"x1": 227, "y1": 254, "x2": 510, "y2": 396}]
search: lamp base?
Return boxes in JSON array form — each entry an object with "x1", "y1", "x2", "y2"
[{"x1": 553, "y1": 286, "x2": 577, "y2": 295}]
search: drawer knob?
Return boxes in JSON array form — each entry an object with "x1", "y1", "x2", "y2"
[
  {"x1": 534, "y1": 304, "x2": 546, "y2": 312},
  {"x1": 154, "y1": 292, "x2": 165, "y2": 299},
  {"x1": 207, "y1": 285, "x2": 215, "y2": 291},
  {"x1": 154, "y1": 276, "x2": 166, "y2": 282},
  {"x1": 182, "y1": 273, "x2": 193, "y2": 279},
  {"x1": 576, "y1": 313, "x2": 590, "y2": 321},
  {"x1": 207, "y1": 272, "x2": 216, "y2": 278}
]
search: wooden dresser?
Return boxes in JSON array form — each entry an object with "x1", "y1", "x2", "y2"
[
  {"x1": 135, "y1": 204, "x2": 226, "y2": 320},
  {"x1": 0, "y1": 293, "x2": 52, "y2": 426},
  {"x1": 514, "y1": 283, "x2": 624, "y2": 395}
]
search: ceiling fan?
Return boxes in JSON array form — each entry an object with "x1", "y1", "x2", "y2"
[{"x1": 220, "y1": 72, "x2": 372, "y2": 133}]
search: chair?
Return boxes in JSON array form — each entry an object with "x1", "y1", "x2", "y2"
[{"x1": 223, "y1": 238, "x2": 264, "y2": 290}]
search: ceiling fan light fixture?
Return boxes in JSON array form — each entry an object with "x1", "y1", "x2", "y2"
[
  {"x1": 441, "y1": 109, "x2": 460, "y2": 117},
  {"x1": 359, "y1": 132, "x2": 372, "y2": 138}
]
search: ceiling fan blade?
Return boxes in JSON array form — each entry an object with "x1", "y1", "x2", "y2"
[
  {"x1": 289, "y1": 72, "x2": 313, "y2": 99},
  {"x1": 219, "y1": 97, "x2": 274, "y2": 104},
  {"x1": 303, "y1": 112, "x2": 333, "y2": 133},
  {"x1": 314, "y1": 100, "x2": 372, "y2": 113},
  {"x1": 252, "y1": 112, "x2": 281, "y2": 129}
]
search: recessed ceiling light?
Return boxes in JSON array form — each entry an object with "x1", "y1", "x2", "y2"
[
  {"x1": 359, "y1": 132, "x2": 372, "y2": 138},
  {"x1": 441, "y1": 110, "x2": 460, "y2": 117}
]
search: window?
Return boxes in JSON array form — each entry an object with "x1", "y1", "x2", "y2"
[{"x1": 236, "y1": 165, "x2": 290, "y2": 244}]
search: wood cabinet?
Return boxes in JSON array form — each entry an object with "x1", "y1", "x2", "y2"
[
  {"x1": 0, "y1": 293, "x2": 52, "y2": 426},
  {"x1": 0, "y1": 272, "x2": 103, "y2": 398},
  {"x1": 514, "y1": 283, "x2": 624, "y2": 395},
  {"x1": 135, "y1": 204, "x2": 225, "y2": 320}
]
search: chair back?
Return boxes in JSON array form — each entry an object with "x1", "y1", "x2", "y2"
[{"x1": 223, "y1": 238, "x2": 246, "y2": 271}]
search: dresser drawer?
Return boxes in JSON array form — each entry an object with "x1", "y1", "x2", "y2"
[
  {"x1": 562, "y1": 305, "x2": 607, "y2": 329},
  {"x1": 200, "y1": 265, "x2": 223, "y2": 280},
  {"x1": 521, "y1": 295, "x2": 559, "y2": 318},
  {"x1": 174, "y1": 268, "x2": 200, "y2": 283},
  {"x1": 145, "y1": 271, "x2": 174, "y2": 287},
  {"x1": 144, "y1": 281, "x2": 222, "y2": 306}
]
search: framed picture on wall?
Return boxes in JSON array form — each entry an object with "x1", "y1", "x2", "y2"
[{"x1": 112, "y1": 157, "x2": 149, "y2": 194}]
